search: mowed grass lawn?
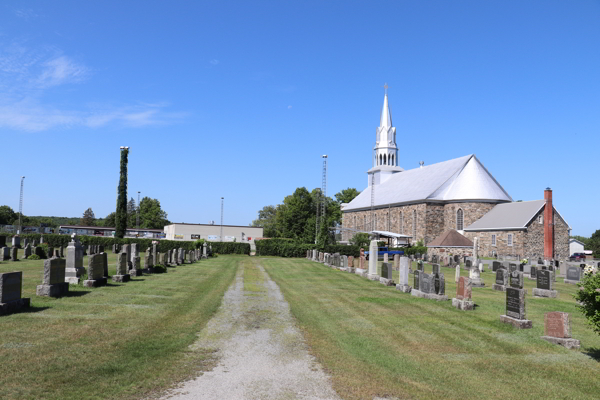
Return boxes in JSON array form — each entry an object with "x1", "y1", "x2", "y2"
[
  {"x1": 0, "y1": 253, "x2": 240, "y2": 400},
  {"x1": 261, "y1": 257, "x2": 600, "y2": 400}
]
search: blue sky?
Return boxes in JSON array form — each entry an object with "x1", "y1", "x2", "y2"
[{"x1": 1, "y1": 1, "x2": 599, "y2": 236}]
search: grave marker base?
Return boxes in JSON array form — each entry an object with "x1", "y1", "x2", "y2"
[
  {"x1": 83, "y1": 278, "x2": 108, "y2": 288},
  {"x1": 379, "y1": 277, "x2": 395, "y2": 286},
  {"x1": 395, "y1": 284, "x2": 411, "y2": 293},
  {"x1": 471, "y1": 278, "x2": 485, "y2": 288},
  {"x1": 500, "y1": 315, "x2": 532, "y2": 329},
  {"x1": 36, "y1": 283, "x2": 69, "y2": 297},
  {"x1": 452, "y1": 298, "x2": 474, "y2": 311},
  {"x1": 0, "y1": 298, "x2": 30, "y2": 315},
  {"x1": 411, "y1": 290, "x2": 448, "y2": 301},
  {"x1": 129, "y1": 269, "x2": 143, "y2": 276},
  {"x1": 532, "y1": 288, "x2": 558, "y2": 298},
  {"x1": 563, "y1": 279, "x2": 580, "y2": 285},
  {"x1": 367, "y1": 274, "x2": 380, "y2": 281},
  {"x1": 540, "y1": 336, "x2": 580, "y2": 349},
  {"x1": 65, "y1": 277, "x2": 80, "y2": 285},
  {"x1": 492, "y1": 284, "x2": 507, "y2": 292},
  {"x1": 354, "y1": 268, "x2": 368, "y2": 278},
  {"x1": 112, "y1": 274, "x2": 131, "y2": 283}
]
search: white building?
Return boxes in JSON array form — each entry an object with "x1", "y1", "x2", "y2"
[
  {"x1": 163, "y1": 223, "x2": 264, "y2": 250},
  {"x1": 569, "y1": 238, "x2": 585, "y2": 256}
]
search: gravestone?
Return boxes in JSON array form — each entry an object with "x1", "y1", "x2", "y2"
[
  {"x1": 455, "y1": 265, "x2": 460, "y2": 283},
  {"x1": 379, "y1": 262, "x2": 395, "y2": 286},
  {"x1": 367, "y1": 240, "x2": 379, "y2": 280},
  {"x1": 501, "y1": 286, "x2": 532, "y2": 329},
  {"x1": 454, "y1": 255, "x2": 459, "y2": 263},
  {"x1": 54, "y1": 248, "x2": 60, "y2": 258},
  {"x1": 465, "y1": 259, "x2": 472, "y2": 269},
  {"x1": 493, "y1": 268, "x2": 509, "y2": 292},
  {"x1": 65, "y1": 234, "x2": 84, "y2": 284},
  {"x1": 83, "y1": 254, "x2": 108, "y2": 287},
  {"x1": 0, "y1": 272, "x2": 30, "y2": 315},
  {"x1": 510, "y1": 270, "x2": 524, "y2": 290},
  {"x1": 541, "y1": 312, "x2": 580, "y2": 349},
  {"x1": 12, "y1": 236, "x2": 20, "y2": 248},
  {"x1": 162, "y1": 253, "x2": 169, "y2": 267},
  {"x1": 509, "y1": 263, "x2": 517, "y2": 273},
  {"x1": 530, "y1": 266, "x2": 537, "y2": 280},
  {"x1": 101, "y1": 252, "x2": 108, "y2": 278},
  {"x1": 396, "y1": 257, "x2": 411, "y2": 293},
  {"x1": 537, "y1": 258, "x2": 543, "y2": 265},
  {"x1": 424, "y1": 254, "x2": 429, "y2": 262},
  {"x1": 112, "y1": 252, "x2": 131, "y2": 282},
  {"x1": 36, "y1": 258, "x2": 69, "y2": 297},
  {"x1": 411, "y1": 271, "x2": 448, "y2": 301},
  {"x1": 492, "y1": 261, "x2": 501, "y2": 272},
  {"x1": 47, "y1": 246, "x2": 54, "y2": 260},
  {"x1": 1, "y1": 247, "x2": 10, "y2": 261},
  {"x1": 452, "y1": 276, "x2": 474, "y2": 310},
  {"x1": 383, "y1": 253, "x2": 389, "y2": 263},
  {"x1": 131, "y1": 256, "x2": 142, "y2": 275},
  {"x1": 417, "y1": 260, "x2": 424, "y2": 272},
  {"x1": 564, "y1": 266, "x2": 581, "y2": 285},
  {"x1": 10, "y1": 247, "x2": 17, "y2": 261},
  {"x1": 469, "y1": 266, "x2": 485, "y2": 287},
  {"x1": 145, "y1": 249, "x2": 154, "y2": 271},
  {"x1": 414, "y1": 270, "x2": 420, "y2": 292},
  {"x1": 473, "y1": 237, "x2": 479, "y2": 265},
  {"x1": 22, "y1": 244, "x2": 31, "y2": 259},
  {"x1": 533, "y1": 270, "x2": 557, "y2": 298},
  {"x1": 131, "y1": 243, "x2": 139, "y2": 266},
  {"x1": 347, "y1": 256, "x2": 354, "y2": 271},
  {"x1": 432, "y1": 263, "x2": 440, "y2": 275},
  {"x1": 0, "y1": 236, "x2": 5, "y2": 247},
  {"x1": 434, "y1": 273, "x2": 445, "y2": 295},
  {"x1": 432, "y1": 255, "x2": 438, "y2": 264},
  {"x1": 34, "y1": 246, "x2": 45, "y2": 259}
]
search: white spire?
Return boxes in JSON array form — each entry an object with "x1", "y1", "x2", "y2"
[{"x1": 380, "y1": 85, "x2": 392, "y2": 128}]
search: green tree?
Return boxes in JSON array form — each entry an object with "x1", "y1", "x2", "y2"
[
  {"x1": 0, "y1": 206, "x2": 17, "y2": 225},
  {"x1": 115, "y1": 148, "x2": 129, "y2": 238},
  {"x1": 334, "y1": 187, "x2": 360, "y2": 204},
  {"x1": 350, "y1": 232, "x2": 370, "y2": 249},
  {"x1": 252, "y1": 205, "x2": 278, "y2": 238},
  {"x1": 574, "y1": 269, "x2": 600, "y2": 335},
  {"x1": 587, "y1": 230, "x2": 600, "y2": 258},
  {"x1": 276, "y1": 187, "x2": 316, "y2": 240},
  {"x1": 138, "y1": 197, "x2": 170, "y2": 229},
  {"x1": 127, "y1": 197, "x2": 138, "y2": 228},
  {"x1": 80, "y1": 208, "x2": 96, "y2": 226},
  {"x1": 102, "y1": 212, "x2": 116, "y2": 228}
]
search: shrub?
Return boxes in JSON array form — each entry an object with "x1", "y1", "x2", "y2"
[
  {"x1": 152, "y1": 265, "x2": 167, "y2": 274},
  {"x1": 28, "y1": 254, "x2": 41, "y2": 260},
  {"x1": 574, "y1": 270, "x2": 600, "y2": 335},
  {"x1": 349, "y1": 233, "x2": 370, "y2": 249},
  {"x1": 255, "y1": 238, "x2": 360, "y2": 258}
]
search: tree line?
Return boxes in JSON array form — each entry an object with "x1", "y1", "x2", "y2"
[
  {"x1": 251, "y1": 187, "x2": 359, "y2": 245},
  {"x1": 571, "y1": 232, "x2": 600, "y2": 258}
]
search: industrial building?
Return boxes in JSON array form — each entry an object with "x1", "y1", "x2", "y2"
[{"x1": 163, "y1": 223, "x2": 264, "y2": 250}]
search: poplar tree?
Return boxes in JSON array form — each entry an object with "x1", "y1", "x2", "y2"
[{"x1": 115, "y1": 148, "x2": 129, "y2": 238}]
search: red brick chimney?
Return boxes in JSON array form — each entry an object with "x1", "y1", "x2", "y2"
[{"x1": 544, "y1": 188, "x2": 554, "y2": 260}]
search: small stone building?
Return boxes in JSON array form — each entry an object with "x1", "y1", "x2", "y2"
[
  {"x1": 426, "y1": 229, "x2": 474, "y2": 259},
  {"x1": 463, "y1": 190, "x2": 570, "y2": 260}
]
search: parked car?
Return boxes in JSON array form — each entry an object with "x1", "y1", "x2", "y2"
[
  {"x1": 569, "y1": 253, "x2": 586, "y2": 261},
  {"x1": 365, "y1": 247, "x2": 404, "y2": 260}
]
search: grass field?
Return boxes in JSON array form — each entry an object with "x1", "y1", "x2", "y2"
[
  {"x1": 261, "y1": 257, "x2": 600, "y2": 400},
  {"x1": 0, "y1": 253, "x2": 239, "y2": 400}
]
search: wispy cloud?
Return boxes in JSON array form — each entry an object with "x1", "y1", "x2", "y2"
[
  {"x1": 0, "y1": 42, "x2": 185, "y2": 132},
  {"x1": 209, "y1": 59, "x2": 220, "y2": 65}
]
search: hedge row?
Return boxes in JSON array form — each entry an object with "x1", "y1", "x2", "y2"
[
  {"x1": 0, "y1": 233, "x2": 250, "y2": 255},
  {"x1": 255, "y1": 238, "x2": 360, "y2": 258}
]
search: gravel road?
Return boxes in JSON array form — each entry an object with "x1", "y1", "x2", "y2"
[{"x1": 159, "y1": 264, "x2": 341, "y2": 400}]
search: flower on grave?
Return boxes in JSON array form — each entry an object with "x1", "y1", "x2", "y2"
[
  {"x1": 584, "y1": 265, "x2": 597, "y2": 275},
  {"x1": 520, "y1": 258, "x2": 528, "y2": 265}
]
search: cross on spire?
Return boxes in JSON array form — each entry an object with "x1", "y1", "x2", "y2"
[{"x1": 382, "y1": 83, "x2": 389, "y2": 95}]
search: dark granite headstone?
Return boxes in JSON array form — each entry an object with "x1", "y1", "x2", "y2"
[
  {"x1": 0, "y1": 272, "x2": 22, "y2": 303},
  {"x1": 432, "y1": 255, "x2": 438, "y2": 264},
  {"x1": 530, "y1": 266, "x2": 537, "y2": 278},
  {"x1": 414, "y1": 271, "x2": 420, "y2": 290},
  {"x1": 566, "y1": 266, "x2": 580, "y2": 281},
  {"x1": 381, "y1": 262, "x2": 392, "y2": 279},
  {"x1": 510, "y1": 271, "x2": 524, "y2": 289},
  {"x1": 465, "y1": 260, "x2": 472, "y2": 269},
  {"x1": 492, "y1": 261, "x2": 501, "y2": 272},
  {"x1": 506, "y1": 287, "x2": 526, "y2": 319},
  {"x1": 536, "y1": 270, "x2": 552, "y2": 290},
  {"x1": 454, "y1": 255, "x2": 459, "y2": 263},
  {"x1": 496, "y1": 269, "x2": 508, "y2": 285},
  {"x1": 538, "y1": 258, "x2": 543, "y2": 265},
  {"x1": 509, "y1": 263, "x2": 517, "y2": 272},
  {"x1": 420, "y1": 273, "x2": 432, "y2": 293}
]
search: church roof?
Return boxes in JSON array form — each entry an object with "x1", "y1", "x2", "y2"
[
  {"x1": 464, "y1": 199, "x2": 562, "y2": 231},
  {"x1": 343, "y1": 154, "x2": 512, "y2": 211},
  {"x1": 427, "y1": 229, "x2": 474, "y2": 247}
]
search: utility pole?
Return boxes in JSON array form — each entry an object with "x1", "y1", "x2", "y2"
[
  {"x1": 220, "y1": 197, "x2": 224, "y2": 241},
  {"x1": 18, "y1": 176, "x2": 25, "y2": 234},
  {"x1": 137, "y1": 191, "x2": 141, "y2": 229},
  {"x1": 315, "y1": 155, "x2": 328, "y2": 244}
]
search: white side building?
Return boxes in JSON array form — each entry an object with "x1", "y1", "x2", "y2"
[
  {"x1": 569, "y1": 238, "x2": 585, "y2": 256},
  {"x1": 163, "y1": 223, "x2": 264, "y2": 250}
]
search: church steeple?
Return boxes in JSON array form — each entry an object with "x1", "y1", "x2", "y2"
[{"x1": 368, "y1": 85, "x2": 403, "y2": 186}]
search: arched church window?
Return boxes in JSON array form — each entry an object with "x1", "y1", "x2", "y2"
[
  {"x1": 379, "y1": 154, "x2": 382, "y2": 166},
  {"x1": 391, "y1": 154, "x2": 394, "y2": 166},
  {"x1": 383, "y1": 154, "x2": 387, "y2": 165},
  {"x1": 457, "y1": 209, "x2": 464, "y2": 231},
  {"x1": 412, "y1": 210, "x2": 417, "y2": 239}
]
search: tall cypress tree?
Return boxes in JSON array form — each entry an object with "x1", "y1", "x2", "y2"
[{"x1": 115, "y1": 148, "x2": 129, "y2": 238}]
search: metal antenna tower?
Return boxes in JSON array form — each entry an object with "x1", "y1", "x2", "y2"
[
  {"x1": 220, "y1": 197, "x2": 224, "y2": 240},
  {"x1": 136, "y1": 191, "x2": 141, "y2": 229},
  {"x1": 321, "y1": 155, "x2": 328, "y2": 227},
  {"x1": 18, "y1": 176, "x2": 25, "y2": 234}
]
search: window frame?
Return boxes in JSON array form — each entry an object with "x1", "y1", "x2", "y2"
[
  {"x1": 491, "y1": 234, "x2": 497, "y2": 246},
  {"x1": 456, "y1": 208, "x2": 464, "y2": 231},
  {"x1": 507, "y1": 233, "x2": 513, "y2": 247}
]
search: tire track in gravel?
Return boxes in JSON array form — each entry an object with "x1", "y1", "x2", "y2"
[{"x1": 159, "y1": 260, "x2": 341, "y2": 400}]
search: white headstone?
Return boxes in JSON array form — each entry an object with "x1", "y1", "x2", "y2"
[
  {"x1": 455, "y1": 265, "x2": 460, "y2": 283},
  {"x1": 368, "y1": 240, "x2": 379, "y2": 278}
]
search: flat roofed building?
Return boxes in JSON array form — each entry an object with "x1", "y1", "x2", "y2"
[{"x1": 164, "y1": 223, "x2": 264, "y2": 250}]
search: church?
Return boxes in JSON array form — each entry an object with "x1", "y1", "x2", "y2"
[{"x1": 341, "y1": 90, "x2": 570, "y2": 261}]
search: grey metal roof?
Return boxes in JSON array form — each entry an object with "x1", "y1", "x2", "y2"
[
  {"x1": 464, "y1": 200, "x2": 545, "y2": 231},
  {"x1": 343, "y1": 154, "x2": 512, "y2": 211},
  {"x1": 372, "y1": 230, "x2": 412, "y2": 238}
]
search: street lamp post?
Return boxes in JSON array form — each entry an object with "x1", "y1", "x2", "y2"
[
  {"x1": 137, "y1": 191, "x2": 141, "y2": 229},
  {"x1": 18, "y1": 176, "x2": 25, "y2": 235},
  {"x1": 220, "y1": 197, "x2": 224, "y2": 241}
]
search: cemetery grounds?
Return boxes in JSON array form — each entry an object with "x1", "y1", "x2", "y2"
[{"x1": 1, "y1": 254, "x2": 600, "y2": 400}]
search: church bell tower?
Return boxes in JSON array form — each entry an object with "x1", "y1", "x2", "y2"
[{"x1": 368, "y1": 85, "x2": 403, "y2": 186}]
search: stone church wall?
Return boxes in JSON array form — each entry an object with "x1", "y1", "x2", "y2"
[
  {"x1": 464, "y1": 230, "x2": 526, "y2": 258},
  {"x1": 523, "y1": 207, "x2": 570, "y2": 260}
]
